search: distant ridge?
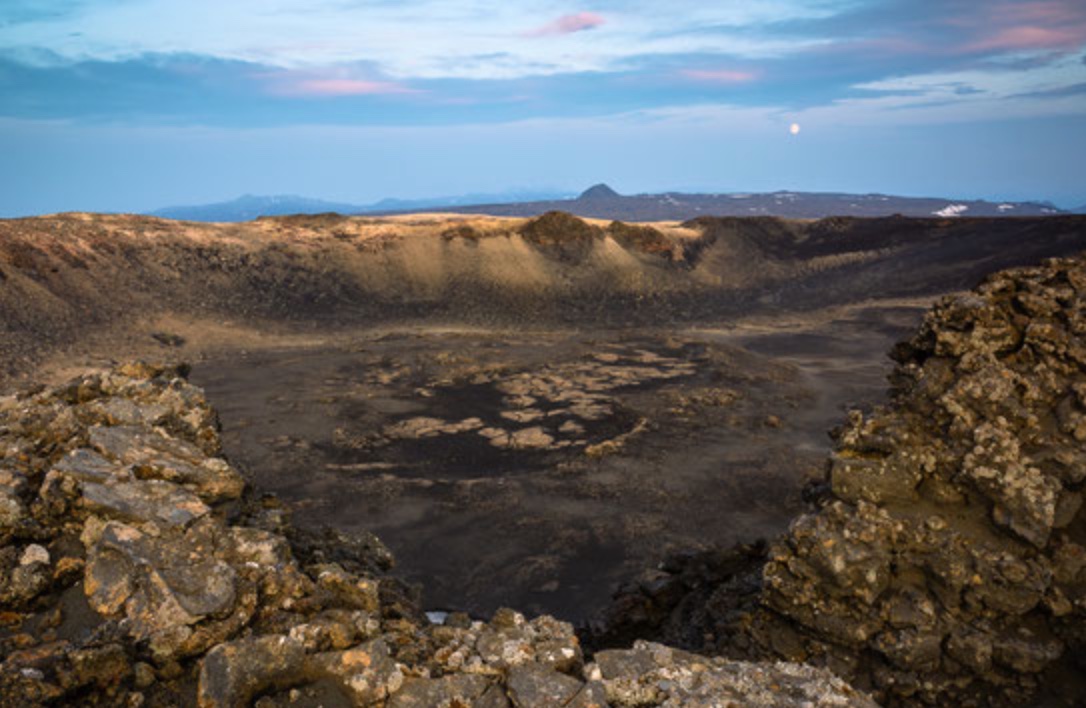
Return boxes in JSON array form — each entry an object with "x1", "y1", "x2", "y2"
[
  {"x1": 437, "y1": 187, "x2": 1066, "y2": 221},
  {"x1": 151, "y1": 194, "x2": 362, "y2": 222},
  {"x1": 148, "y1": 187, "x2": 1068, "y2": 223},
  {"x1": 149, "y1": 189, "x2": 574, "y2": 223}
]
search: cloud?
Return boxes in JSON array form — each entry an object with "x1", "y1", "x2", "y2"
[
  {"x1": 525, "y1": 12, "x2": 606, "y2": 37},
  {"x1": 957, "y1": 0, "x2": 1086, "y2": 53},
  {"x1": 966, "y1": 26, "x2": 1086, "y2": 53},
  {"x1": 279, "y1": 78, "x2": 417, "y2": 96},
  {"x1": 254, "y1": 63, "x2": 421, "y2": 97},
  {"x1": 681, "y1": 68, "x2": 758, "y2": 83}
]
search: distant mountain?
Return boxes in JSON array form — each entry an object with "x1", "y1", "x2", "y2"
[
  {"x1": 150, "y1": 190, "x2": 575, "y2": 223},
  {"x1": 578, "y1": 183, "x2": 621, "y2": 200},
  {"x1": 426, "y1": 185, "x2": 1066, "y2": 221},
  {"x1": 151, "y1": 195, "x2": 364, "y2": 222},
  {"x1": 1072, "y1": 204, "x2": 1086, "y2": 214},
  {"x1": 150, "y1": 187, "x2": 1066, "y2": 223},
  {"x1": 364, "y1": 190, "x2": 574, "y2": 213}
]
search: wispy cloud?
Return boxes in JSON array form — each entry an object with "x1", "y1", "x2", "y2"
[
  {"x1": 276, "y1": 78, "x2": 418, "y2": 97},
  {"x1": 525, "y1": 12, "x2": 606, "y2": 37},
  {"x1": 953, "y1": 0, "x2": 1086, "y2": 53},
  {"x1": 254, "y1": 64, "x2": 421, "y2": 97},
  {"x1": 681, "y1": 68, "x2": 759, "y2": 83},
  {"x1": 966, "y1": 26, "x2": 1086, "y2": 53}
]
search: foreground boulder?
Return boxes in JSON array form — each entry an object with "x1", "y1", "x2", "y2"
[{"x1": 0, "y1": 363, "x2": 871, "y2": 706}]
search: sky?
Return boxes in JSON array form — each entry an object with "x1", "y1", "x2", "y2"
[{"x1": 1, "y1": 0, "x2": 1085, "y2": 215}]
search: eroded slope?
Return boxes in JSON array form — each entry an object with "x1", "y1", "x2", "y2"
[{"x1": 2, "y1": 211, "x2": 1085, "y2": 383}]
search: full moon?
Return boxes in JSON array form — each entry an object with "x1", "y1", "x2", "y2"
[{"x1": 789, "y1": 123, "x2": 801, "y2": 135}]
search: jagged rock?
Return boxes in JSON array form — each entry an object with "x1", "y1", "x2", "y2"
[
  {"x1": 596, "y1": 641, "x2": 876, "y2": 707},
  {"x1": 505, "y1": 661, "x2": 584, "y2": 707},
  {"x1": 304, "y1": 639, "x2": 404, "y2": 704},
  {"x1": 476, "y1": 684, "x2": 515, "y2": 708},
  {"x1": 197, "y1": 634, "x2": 306, "y2": 708},
  {"x1": 313, "y1": 563, "x2": 380, "y2": 613},
  {"x1": 87, "y1": 425, "x2": 244, "y2": 502},
  {"x1": 52, "y1": 449, "x2": 130, "y2": 485},
  {"x1": 0, "y1": 546, "x2": 52, "y2": 607},
  {"x1": 756, "y1": 256, "x2": 1086, "y2": 704},
  {"x1": 567, "y1": 681, "x2": 609, "y2": 708},
  {"x1": 83, "y1": 519, "x2": 241, "y2": 661},
  {"x1": 79, "y1": 479, "x2": 210, "y2": 528},
  {"x1": 287, "y1": 609, "x2": 379, "y2": 652},
  {"x1": 0, "y1": 485, "x2": 27, "y2": 543},
  {"x1": 388, "y1": 673, "x2": 492, "y2": 707}
]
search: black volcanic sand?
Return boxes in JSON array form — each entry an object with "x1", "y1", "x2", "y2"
[{"x1": 190, "y1": 306, "x2": 923, "y2": 622}]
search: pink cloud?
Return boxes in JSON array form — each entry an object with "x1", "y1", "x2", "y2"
[
  {"x1": 682, "y1": 69, "x2": 758, "y2": 84},
  {"x1": 993, "y1": 1, "x2": 1086, "y2": 25},
  {"x1": 257, "y1": 70, "x2": 420, "y2": 97},
  {"x1": 843, "y1": 1, "x2": 1086, "y2": 57},
  {"x1": 526, "y1": 12, "x2": 605, "y2": 37},
  {"x1": 954, "y1": 1, "x2": 1086, "y2": 53},
  {"x1": 967, "y1": 25, "x2": 1086, "y2": 52},
  {"x1": 290, "y1": 79, "x2": 417, "y2": 96}
]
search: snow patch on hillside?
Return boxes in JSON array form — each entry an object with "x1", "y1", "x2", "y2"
[{"x1": 933, "y1": 204, "x2": 969, "y2": 217}]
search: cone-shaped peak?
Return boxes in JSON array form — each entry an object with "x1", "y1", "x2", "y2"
[{"x1": 578, "y1": 183, "x2": 621, "y2": 200}]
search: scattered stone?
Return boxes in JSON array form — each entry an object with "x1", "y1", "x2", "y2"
[{"x1": 19, "y1": 544, "x2": 49, "y2": 567}]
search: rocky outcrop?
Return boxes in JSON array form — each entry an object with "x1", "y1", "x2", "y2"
[
  {"x1": 0, "y1": 363, "x2": 871, "y2": 706},
  {"x1": 590, "y1": 255, "x2": 1086, "y2": 706},
  {"x1": 755, "y1": 255, "x2": 1086, "y2": 705}
]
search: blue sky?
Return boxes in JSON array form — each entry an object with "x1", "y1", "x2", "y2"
[{"x1": 1, "y1": 0, "x2": 1085, "y2": 215}]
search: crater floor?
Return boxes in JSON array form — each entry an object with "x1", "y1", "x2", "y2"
[{"x1": 190, "y1": 303, "x2": 922, "y2": 620}]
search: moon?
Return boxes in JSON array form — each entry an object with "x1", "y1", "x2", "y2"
[{"x1": 789, "y1": 123, "x2": 801, "y2": 135}]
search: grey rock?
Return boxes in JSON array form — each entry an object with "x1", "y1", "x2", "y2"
[
  {"x1": 505, "y1": 662, "x2": 584, "y2": 708},
  {"x1": 80, "y1": 479, "x2": 210, "y2": 528},
  {"x1": 84, "y1": 521, "x2": 237, "y2": 650},
  {"x1": 566, "y1": 681, "x2": 610, "y2": 708},
  {"x1": 88, "y1": 425, "x2": 244, "y2": 502},
  {"x1": 304, "y1": 639, "x2": 404, "y2": 705},
  {"x1": 387, "y1": 673, "x2": 491, "y2": 707},
  {"x1": 53, "y1": 448, "x2": 131, "y2": 485},
  {"x1": 197, "y1": 635, "x2": 306, "y2": 708},
  {"x1": 597, "y1": 641, "x2": 876, "y2": 708}
]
